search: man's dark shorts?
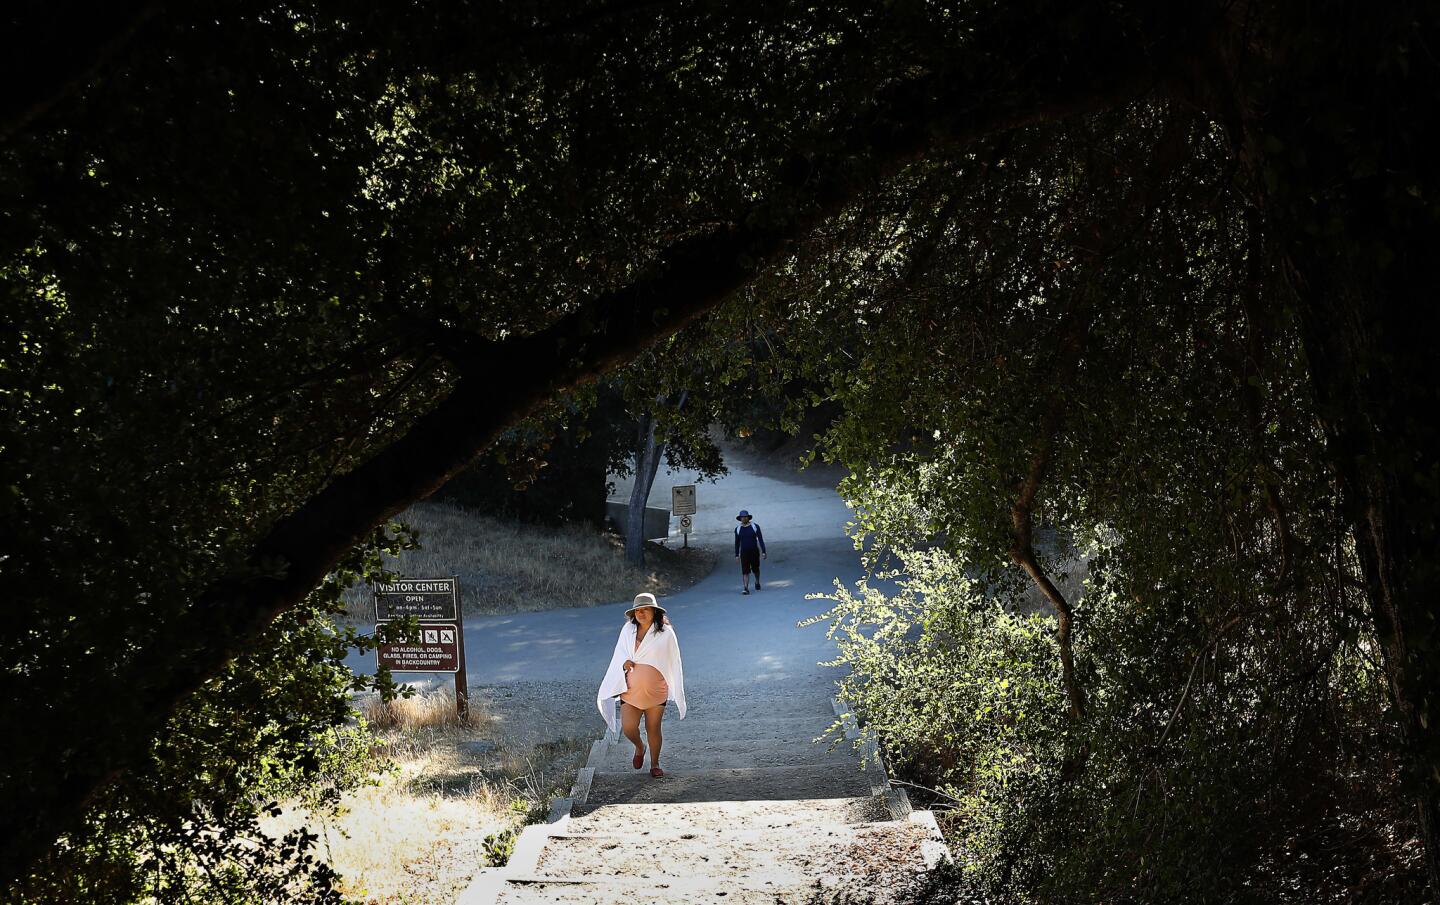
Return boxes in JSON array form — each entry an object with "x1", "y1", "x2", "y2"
[{"x1": 739, "y1": 548, "x2": 761, "y2": 575}]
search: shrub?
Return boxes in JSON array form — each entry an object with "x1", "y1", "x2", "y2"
[
  {"x1": 11, "y1": 529, "x2": 414, "y2": 904},
  {"x1": 811, "y1": 540, "x2": 1421, "y2": 904}
]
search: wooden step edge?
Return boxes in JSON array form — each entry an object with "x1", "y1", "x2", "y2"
[
  {"x1": 583, "y1": 738, "x2": 609, "y2": 770},
  {"x1": 885, "y1": 787, "x2": 912, "y2": 821},
  {"x1": 545, "y1": 795, "x2": 574, "y2": 825},
  {"x1": 568, "y1": 767, "x2": 595, "y2": 805},
  {"x1": 834, "y1": 696, "x2": 901, "y2": 798}
]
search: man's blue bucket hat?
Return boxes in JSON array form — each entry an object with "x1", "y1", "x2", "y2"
[{"x1": 736, "y1": 510, "x2": 751, "y2": 521}]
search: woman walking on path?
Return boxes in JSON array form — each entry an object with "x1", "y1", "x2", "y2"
[
  {"x1": 734, "y1": 509, "x2": 767, "y2": 594},
  {"x1": 597, "y1": 593, "x2": 686, "y2": 777}
]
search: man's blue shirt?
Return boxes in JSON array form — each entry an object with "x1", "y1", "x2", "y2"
[{"x1": 735, "y1": 522, "x2": 766, "y2": 555}]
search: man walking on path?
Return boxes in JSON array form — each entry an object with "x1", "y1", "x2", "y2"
[{"x1": 734, "y1": 509, "x2": 767, "y2": 595}]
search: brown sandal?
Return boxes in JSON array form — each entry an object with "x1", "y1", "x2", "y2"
[{"x1": 649, "y1": 767, "x2": 664, "y2": 778}]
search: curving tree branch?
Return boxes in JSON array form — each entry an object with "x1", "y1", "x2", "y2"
[
  {"x1": 0, "y1": 4, "x2": 1218, "y2": 883},
  {"x1": 1009, "y1": 307, "x2": 1094, "y2": 722}
]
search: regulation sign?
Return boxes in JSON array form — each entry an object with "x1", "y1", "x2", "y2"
[
  {"x1": 679, "y1": 514, "x2": 693, "y2": 534},
  {"x1": 671, "y1": 484, "x2": 697, "y2": 516},
  {"x1": 376, "y1": 622, "x2": 461, "y2": 673},
  {"x1": 374, "y1": 578, "x2": 458, "y2": 621}
]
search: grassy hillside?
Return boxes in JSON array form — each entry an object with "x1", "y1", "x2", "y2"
[{"x1": 341, "y1": 500, "x2": 713, "y2": 621}]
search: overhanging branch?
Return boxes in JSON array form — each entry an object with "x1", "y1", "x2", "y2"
[{"x1": 2, "y1": 4, "x2": 1216, "y2": 882}]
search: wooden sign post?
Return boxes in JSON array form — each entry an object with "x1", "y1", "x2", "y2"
[{"x1": 374, "y1": 577, "x2": 468, "y2": 719}]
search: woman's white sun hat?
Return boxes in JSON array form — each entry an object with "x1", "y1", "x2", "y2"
[{"x1": 624, "y1": 592, "x2": 666, "y2": 618}]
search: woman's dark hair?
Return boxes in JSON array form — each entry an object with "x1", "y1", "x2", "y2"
[{"x1": 627, "y1": 608, "x2": 666, "y2": 632}]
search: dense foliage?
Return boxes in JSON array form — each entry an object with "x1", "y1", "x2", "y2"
[
  {"x1": 3, "y1": 1, "x2": 1438, "y2": 900},
  {"x1": 436, "y1": 373, "x2": 729, "y2": 529},
  {"x1": 784, "y1": 108, "x2": 1426, "y2": 900},
  {"x1": 438, "y1": 389, "x2": 633, "y2": 526},
  {"x1": 10, "y1": 528, "x2": 414, "y2": 903},
  {"x1": 2, "y1": 1, "x2": 958, "y2": 894}
]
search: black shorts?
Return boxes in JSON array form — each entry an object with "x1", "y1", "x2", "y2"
[{"x1": 739, "y1": 548, "x2": 761, "y2": 575}]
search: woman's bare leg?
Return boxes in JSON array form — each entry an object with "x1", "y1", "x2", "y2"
[
  {"x1": 620, "y1": 701, "x2": 644, "y2": 759},
  {"x1": 644, "y1": 704, "x2": 665, "y2": 767}
]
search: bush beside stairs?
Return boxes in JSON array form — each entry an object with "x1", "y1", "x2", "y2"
[{"x1": 457, "y1": 693, "x2": 948, "y2": 904}]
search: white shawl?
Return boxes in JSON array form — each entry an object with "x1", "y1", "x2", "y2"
[{"x1": 596, "y1": 618, "x2": 687, "y2": 733}]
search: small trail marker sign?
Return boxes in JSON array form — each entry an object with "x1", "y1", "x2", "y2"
[
  {"x1": 374, "y1": 576, "x2": 468, "y2": 718},
  {"x1": 671, "y1": 484, "x2": 696, "y2": 515}
]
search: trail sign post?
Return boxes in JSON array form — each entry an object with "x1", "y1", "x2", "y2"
[
  {"x1": 671, "y1": 484, "x2": 696, "y2": 515},
  {"x1": 374, "y1": 577, "x2": 468, "y2": 719},
  {"x1": 672, "y1": 484, "x2": 696, "y2": 549}
]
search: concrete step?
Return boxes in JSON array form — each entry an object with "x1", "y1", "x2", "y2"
[
  {"x1": 581, "y1": 763, "x2": 881, "y2": 810},
  {"x1": 533, "y1": 821, "x2": 932, "y2": 881},
  {"x1": 647, "y1": 692, "x2": 840, "y2": 722},
  {"x1": 567, "y1": 795, "x2": 892, "y2": 833},
  {"x1": 490, "y1": 872, "x2": 893, "y2": 905},
  {"x1": 641, "y1": 714, "x2": 844, "y2": 743},
  {"x1": 599, "y1": 735, "x2": 857, "y2": 771},
  {"x1": 459, "y1": 806, "x2": 949, "y2": 904}
]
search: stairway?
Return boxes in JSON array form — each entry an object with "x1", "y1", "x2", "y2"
[{"x1": 457, "y1": 695, "x2": 947, "y2": 904}]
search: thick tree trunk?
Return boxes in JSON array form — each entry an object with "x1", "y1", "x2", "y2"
[
  {"x1": 625, "y1": 391, "x2": 688, "y2": 565},
  {"x1": 1244, "y1": 4, "x2": 1440, "y2": 888},
  {"x1": 625, "y1": 412, "x2": 665, "y2": 566},
  {"x1": 574, "y1": 433, "x2": 612, "y2": 527},
  {"x1": 1292, "y1": 269, "x2": 1440, "y2": 894}
]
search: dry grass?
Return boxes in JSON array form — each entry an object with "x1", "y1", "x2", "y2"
[
  {"x1": 361, "y1": 687, "x2": 490, "y2": 733},
  {"x1": 341, "y1": 500, "x2": 712, "y2": 622},
  {"x1": 265, "y1": 689, "x2": 592, "y2": 905},
  {"x1": 294, "y1": 774, "x2": 511, "y2": 905}
]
